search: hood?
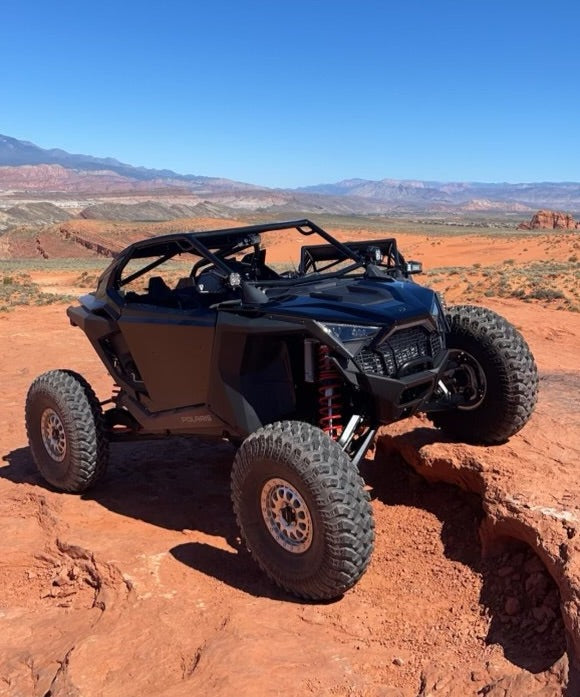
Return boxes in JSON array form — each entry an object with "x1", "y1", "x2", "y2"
[{"x1": 255, "y1": 277, "x2": 438, "y2": 326}]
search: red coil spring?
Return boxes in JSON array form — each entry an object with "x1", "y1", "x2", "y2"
[{"x1": 317, "y1": 345, "x2": 343, "y2": 439}]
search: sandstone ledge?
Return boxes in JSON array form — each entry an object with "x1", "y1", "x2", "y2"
[{"x1": 377, "y1": 418, "x2": 580, "y2": 681}]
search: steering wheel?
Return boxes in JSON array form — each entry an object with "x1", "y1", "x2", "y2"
[
  {"x1": 189, "y1": 259, "x2": 225, "y2": 292},
  {"x1": 190, "y1": 257, "x2": 212, "y2": 280}
]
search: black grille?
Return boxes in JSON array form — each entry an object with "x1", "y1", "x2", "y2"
[
  {"x1": 430, "y1": 332, "x2": 443, "y2": 356},
  {"x1": 357, "y1": 326, "x2": 444, "y2": 378},
  {"x1": 358, "y1": 348, "x2": 384, "y2": 374}
]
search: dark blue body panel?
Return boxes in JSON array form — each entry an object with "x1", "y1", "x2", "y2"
[{"x1": 255, "y1": 277, "x2": 437, "y2": 327}]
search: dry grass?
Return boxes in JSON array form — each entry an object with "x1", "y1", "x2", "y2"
[
  {"x1": 426, "y1": 260, "x2": 580, "y2": 312},
  {"x1": 1, "y1": 258, "x2": 110, "y2": 272},
  {"x1": 0, "y1": 273, "x2": 76, "y2": 312}
]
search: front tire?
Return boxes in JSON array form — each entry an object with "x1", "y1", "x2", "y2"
[
  {"x1": 231, "y1": 421, "x2": 374, "y2": 600},
  {"x1": 429, "y1": 305, "x2": 538, "y2": 444},
  {"x1": 25, "y1": 370, "x2": 109, "y2": 492}
]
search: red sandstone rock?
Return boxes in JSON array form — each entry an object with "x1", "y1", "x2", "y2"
[{"x1": 518, "y1": 209, "x2": 580, "y2": 230}]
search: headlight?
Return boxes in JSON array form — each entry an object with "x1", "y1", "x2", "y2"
[
  {"x1": 320, "y1": 322, "x2": 380, "y2": 354},
  {"x1": 431, "y1": 295, "x2": 447, "y2": 331},
  {"x1": 431, "y1": 296, "x2": 440, "y2": 318}
]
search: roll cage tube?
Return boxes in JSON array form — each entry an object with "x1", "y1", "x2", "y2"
[
  {"x1": 299, "y1": 239, "x2": 405, "y2": 275},
  {"x1": 188, "y1": 219, "x2": 367, "y2": 273},
  {"x1": 119, "y1": 251, "x2": 176, "y2": 287},
  {"x1": 108, "y1": 219, "x2": 398, "y2": 293},
  {"x1": 189, "y1": 237, "x2": 262, "y2": 281},
  {"x1": 108, "y1": 236, "x2": 198, "y2": 293}
]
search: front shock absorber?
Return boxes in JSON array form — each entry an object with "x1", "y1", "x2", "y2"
[{"x1": 317, "y1": 345, "x2": 343, "y2": 439}]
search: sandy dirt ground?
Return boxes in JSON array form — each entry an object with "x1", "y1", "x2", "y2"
[
  {"x1": 0, "y1": 294, "x2": 578, "y2": 696},
  {"x1": 264, "y1": 228, "x2": 580, "y2": 270}
]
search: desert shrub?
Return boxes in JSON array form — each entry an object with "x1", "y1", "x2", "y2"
[
  {"x1": 0, "y1": 275, "x2": 74, "y2": 311},
  {"x1": 526, "y1": 287, "x2": 566, "y2": 301},
  {"x1": 75, "y1": 271, "x2": 99, "y2": 286},
  {"x1": 509, "y1": 288, "x2": 526, "y2": 299}
]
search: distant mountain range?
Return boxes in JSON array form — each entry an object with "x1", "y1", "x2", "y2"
[
  {"x1": 1, "y1": 134, "x2": 580, "y2": 214},
  {"x1": 298, "y1": 178, "x2": 580, "y2": 212},
  {"x1": 0, "y1": 134, "x2": 258, "y2": 193}
]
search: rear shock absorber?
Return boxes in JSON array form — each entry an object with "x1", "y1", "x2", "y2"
[{"x1": 317, "y1": 345, "x2": 343, "y2": 439}]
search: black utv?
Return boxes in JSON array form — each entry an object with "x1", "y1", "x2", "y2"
[{"x1": 25, "y1": 219, "x2": 538, "y2": 599}]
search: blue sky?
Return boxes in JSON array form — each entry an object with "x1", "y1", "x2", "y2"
[{"x1": 1, "y1": 0, "x2": 579, "y2": 187}]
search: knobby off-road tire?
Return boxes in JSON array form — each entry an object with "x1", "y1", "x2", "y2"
[
  {"x1": 25, "y1": 370, "x2": 109, "y2": 492},
  {"x1": 231, "y1": 421, "x2": 375, "y2": 600},
  {"x1": 429, "y1": 305, "x2": 538, "y2": 444}
]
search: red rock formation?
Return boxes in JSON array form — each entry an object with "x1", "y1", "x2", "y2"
[{"x1": 518, "y1": 210, "x2": 580, "y2": 230}]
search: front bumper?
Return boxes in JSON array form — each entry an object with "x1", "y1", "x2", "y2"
[
  {"x1": 365, "y1": 350, "x2": 451, "y2": 423},
  {"x1": 339, "y1": 348, "x2": 452, "y2": 425}
]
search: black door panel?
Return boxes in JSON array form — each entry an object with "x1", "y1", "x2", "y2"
[{"x1": 118, "y1": 307, "x2": 215, "y2": 411}]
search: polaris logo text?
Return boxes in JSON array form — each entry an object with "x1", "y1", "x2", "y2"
[{"x1": 180, "y1": 415, "x2": 213, "y2": 424}]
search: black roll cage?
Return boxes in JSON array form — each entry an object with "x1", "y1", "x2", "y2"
[
  {"x1": 110, "y1": 219, "x2": 407, "y2": 292},
  {"x1": 299, "y1": 238, "x2": 403, "y2": 275}
]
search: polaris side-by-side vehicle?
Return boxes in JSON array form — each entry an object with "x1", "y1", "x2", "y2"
[{"x1": 25, "y1": 219, "x2": 538, "y2": 599}]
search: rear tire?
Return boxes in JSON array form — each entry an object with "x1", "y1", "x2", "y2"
[
  {"x1": 25, "y1": 370, "x2": 108, "y2": 492},
  {"x1": 429, "y1": 305, "x2": 538, "y2": 444},
  {"x1": 231, "y1": 421, "x2": 374, "y2": 600}
]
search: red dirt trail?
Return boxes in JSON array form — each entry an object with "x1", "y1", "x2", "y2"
[{"x1": 0, "y1": 299, "x2": 579, "y2": 696}]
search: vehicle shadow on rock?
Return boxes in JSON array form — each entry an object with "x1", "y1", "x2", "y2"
[
  {"x1": 361, "y1": 443, "x2": 568, "y2": 677},
  {"x1": 1, "y1": 446, "x2": 42, "y2": 487},
  {"x1": 168, "y1": 541, "x2": 326, "y2": 604},
  {"x1": 1, "y1": 438, "x2": 310, "y2": 603},
  {"x1": 2, "y1": 438, "x2": 238, "y2": 536}
]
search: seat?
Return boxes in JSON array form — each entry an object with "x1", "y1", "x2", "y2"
[
  {"x1": 175, "y1": 277, "x2": 194, "y2": 289},
  {"x1": 240, "y1": 249, "x2": 278, "y2": 280},
  {"x1": 147, "y1": 276, "x2": 173, "y2": 302}
]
